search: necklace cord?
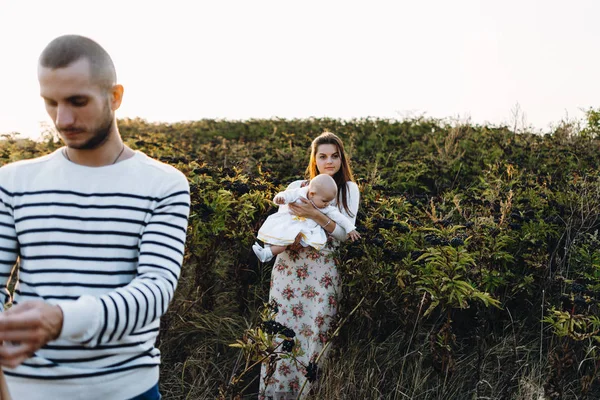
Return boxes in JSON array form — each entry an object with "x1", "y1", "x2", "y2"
[{"x1": 64, "y1": 143, "x2": 125, "y2": 165}]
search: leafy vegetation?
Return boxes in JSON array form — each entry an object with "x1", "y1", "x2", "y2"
[{"x1": 3, "y1": 109, "x2": 600, "y2": 399}]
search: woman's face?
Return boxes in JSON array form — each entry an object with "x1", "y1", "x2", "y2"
[{"x1": 315, "y1": 144, "x2": 342, "y2": 176}]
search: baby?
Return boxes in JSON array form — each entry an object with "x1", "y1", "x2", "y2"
[{"x1": 252, "y1": 173, "x2": 360, "y2": 262}]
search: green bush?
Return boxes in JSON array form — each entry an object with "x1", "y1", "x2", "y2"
[{"x1": 3, "y1": 111, "x2": 600, "y2": 399}]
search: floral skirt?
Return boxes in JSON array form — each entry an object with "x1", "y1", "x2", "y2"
[{"x1": 259, "y1": 243, "x2": 340, "y2": 400}]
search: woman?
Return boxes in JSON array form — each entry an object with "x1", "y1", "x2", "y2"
[{"x1": 259, "y1": 132, "x2": 360, "y2": 399}]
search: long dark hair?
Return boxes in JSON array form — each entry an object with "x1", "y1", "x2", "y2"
[{"x1": 306, "y1": 131, "x2": 355, "y2": 216}]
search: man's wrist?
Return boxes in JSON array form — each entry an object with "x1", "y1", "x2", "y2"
[
  {"x1": 57, "y1": 296, "x2": 102, "y2": 342},
  {"x1": 50, "y1": 304, "x2": 64, "y2": 340}
]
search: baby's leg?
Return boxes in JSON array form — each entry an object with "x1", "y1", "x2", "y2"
[{"x1": 270, "y1": 245, "x2": 286, "y2": 256}]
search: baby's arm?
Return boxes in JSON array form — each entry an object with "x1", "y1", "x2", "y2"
[
  {"x1": 273, "y1": 193, "x2": 286, "y2": 205},
  {"x1": 323, "y1": 207, "x2": 361, "y2": 241},
  {"x1": 273, "y1": 187, "x2": 304, "y2": 205}
]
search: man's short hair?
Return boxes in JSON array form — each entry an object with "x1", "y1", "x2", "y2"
[{"x1": 39, "y1": 34, "x2": 117, "y2": 91}]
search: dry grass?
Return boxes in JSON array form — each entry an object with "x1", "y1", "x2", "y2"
[{"x1": 157, "y1": 309, "x2": 564, "y2": 400}]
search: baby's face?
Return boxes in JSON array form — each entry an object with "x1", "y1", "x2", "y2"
[{"x1": 309, "y1": 192, "x2": 334, "y2": 209}]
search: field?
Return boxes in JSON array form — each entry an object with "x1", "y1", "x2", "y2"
[{"x1": 3, "y1": 111, "x2": 600, "y2": 399}]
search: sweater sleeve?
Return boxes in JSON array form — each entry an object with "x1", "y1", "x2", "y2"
[
  {"x1": 274, "y1": 186, "x2": 304, "y2": 204},
  {"x1": 323, "y1": 207, "x2": 356, "y2": 233},
  {"x1": 57, "y1": 172, "x2": 191, "y2": 345},
  {"x1": 329, "y1": 181, "x2": 360, "y2": 242},
  {"x1": 0, "y1": 168, "x2": 19, "y2": 308}
]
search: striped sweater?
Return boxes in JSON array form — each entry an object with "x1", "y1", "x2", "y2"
[{"x1": 0, "y1": 148, "x2": 190, "y2": 400}]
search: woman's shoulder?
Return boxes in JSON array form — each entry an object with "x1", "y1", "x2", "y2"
[
  {"x1": 344, "y1": 181, "x2": 360, "y2": 206},
  {"x1": 345, "y1": 181, "x2": 359, "y2": 192}
]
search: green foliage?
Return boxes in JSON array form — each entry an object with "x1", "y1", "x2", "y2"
[
  {"x1": 4, "y1": 110, "x2": 600, "y2": 398},
  {"x1": 581, "y1": 108, "x2": 600, "y2": 138},
  {"x1": 415, "y1": 232, "x2": 500, "y2": 316}
]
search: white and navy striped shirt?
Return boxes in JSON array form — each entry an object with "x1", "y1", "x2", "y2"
[{"x1": 0, "y1": 148, "x2": 190, "y2": 400}]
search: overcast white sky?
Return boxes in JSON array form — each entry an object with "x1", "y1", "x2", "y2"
[{"x1": 1, "y1": 0, "x2": 598, "y2": 139}]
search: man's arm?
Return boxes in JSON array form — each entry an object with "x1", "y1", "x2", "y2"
[
  {"x1": 0, "y1": 175, "x2": 19, "y2": 306},
  {"x1": 0, "y1": 172, "x2": 190, "y2": 367},
  {"x1": 57, "y1": 174, "x2": 191, "y2": 346},
  {"x1": 0, "y1": 170, "x2": 35, "y2": 368}
]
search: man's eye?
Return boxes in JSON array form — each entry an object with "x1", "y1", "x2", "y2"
[{"x1": 71, "y1": 99, "x2": 88, "y2": 107}]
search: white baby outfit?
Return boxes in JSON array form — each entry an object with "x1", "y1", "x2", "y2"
[{"x1": 257, "y1": 186, "x2": 355, "y2": 251}]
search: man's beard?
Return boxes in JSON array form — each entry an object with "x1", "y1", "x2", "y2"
[{"x1": 61, "y1": 107, "x2": 114, "y2": 150}]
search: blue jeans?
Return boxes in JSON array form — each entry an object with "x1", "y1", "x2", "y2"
[{"x1": 129, "y1": 383, "x2": 161, "y2": 400}]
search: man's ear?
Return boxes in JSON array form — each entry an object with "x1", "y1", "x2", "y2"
[{"x1": 109, "y1": 84, "x2": 124, "y2": 111}]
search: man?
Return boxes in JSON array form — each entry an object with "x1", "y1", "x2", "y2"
[{"x1": 0, "y1": 35, "x2": 190, "y2": 399}]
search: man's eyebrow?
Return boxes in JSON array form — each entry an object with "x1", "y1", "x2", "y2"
[
  {"x1": 41, "y1": 95, "x2": 88, "y2": 102},
  {"x1": 67, "y1": 95, "x2": 88, "y2": 101}
]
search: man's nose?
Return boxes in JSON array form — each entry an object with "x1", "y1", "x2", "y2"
[{"x1": 55, "y1": 105, "x2": 75, "y2": 128}]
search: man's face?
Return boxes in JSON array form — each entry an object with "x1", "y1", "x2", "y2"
[{"x1": 38, "y1": 58, "x2": 114, "y2": 150}]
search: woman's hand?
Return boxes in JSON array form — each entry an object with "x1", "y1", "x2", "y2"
[
  {"x1": 287, "y1": 233, "x2": 304, "y2": 252},
  {"x1": 288, "y1": 197, "x2": 320, "y2": 219}
]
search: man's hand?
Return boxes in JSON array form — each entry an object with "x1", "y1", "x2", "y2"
[
  {"x1": 0, "y1": 301, "x2": 63, "y2": 368},
  {"x1": 347, "y1": 230, "x2": 361, "y2": 241}
]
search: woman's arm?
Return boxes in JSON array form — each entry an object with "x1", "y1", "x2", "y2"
[
  {"x1": 288, "y1": 198, "x2": 336, "y2": 233},
  {"x1": 288, "y1": 181, "x2": 360, "y2": 240},
  {"x1": 329, "y1": 182, "x2": 360, "y2": 241}
]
